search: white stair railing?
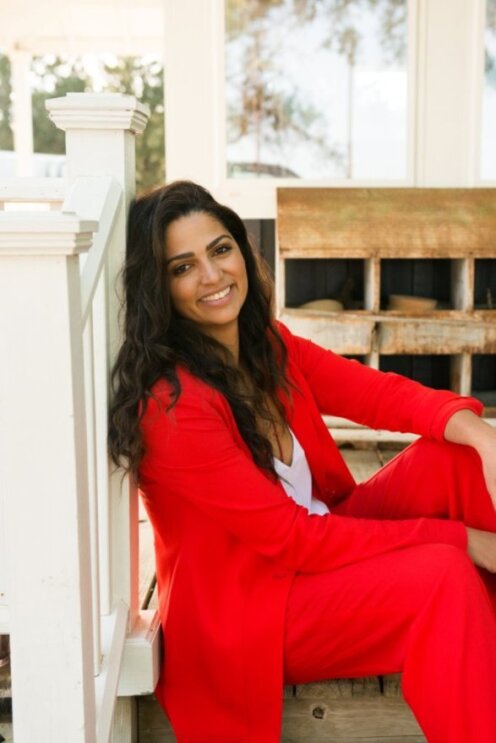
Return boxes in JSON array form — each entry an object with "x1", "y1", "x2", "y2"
[
  {"x1": 0, "y1": 177, "x2": 66, "y2": 211},
  {"x1": 0, "y1": 93, "x2": 159, "y2": 743}
]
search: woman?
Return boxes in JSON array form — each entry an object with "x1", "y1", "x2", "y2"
[{"x1": 109, "y1": 180, "x2": 496, "y2": 743}]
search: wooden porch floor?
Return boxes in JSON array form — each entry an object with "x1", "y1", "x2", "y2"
[{"x1": 0, "y1": 445, "x2": 425, "y2": 742}]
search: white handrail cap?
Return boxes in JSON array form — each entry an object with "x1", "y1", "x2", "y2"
[{"x1": 46, "y1": 93, "x2": 150, "y2": 135}]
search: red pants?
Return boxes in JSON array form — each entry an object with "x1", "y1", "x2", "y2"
[{"x1": 284, "y1": 438, "x2": 496, "y2": 743}]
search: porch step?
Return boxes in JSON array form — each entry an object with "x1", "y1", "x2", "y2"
[
  {"x1": 282, "y1": 678, "x2": 424, "y2": 742},
  {"x1": 137, "y1": 676, "x2": 425, "y2": 742}
]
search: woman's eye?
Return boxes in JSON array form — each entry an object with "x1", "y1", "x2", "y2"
[
  {"x1": 172, "y1": 263, "x2": 191, "y2": 276},
  {"x1": 215, "y1": 244, "x2": 232, "y2": 255}
]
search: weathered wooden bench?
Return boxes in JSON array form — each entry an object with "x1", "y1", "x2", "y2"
[{"x1": 276, "y1": 186, "x2": 496, "y2": 438}]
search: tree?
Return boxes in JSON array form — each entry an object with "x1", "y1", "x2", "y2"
[
  {"x1": 0, "y1": 54, "x2": 14, "y2": 151},
  {"x1": 226, "y1": 0, "x2": 408, "y2": 178},
  {"x1": 485, "y1": 0, "x2": 496, "y2": 86},
  {"x1": 31, "y1": 56, "x2": 90, "y2": 155},
  {"x1": 291, "y1": 0, "x2": 407, "y2": 65},
  {"x1": 1, "y1": 53, "x2": 164, "y2": 191},
  {"x1": 292, "y1": 0, "x2": 407, "y2": 176},
  {"x1": 226, "y1": 0, "x2": 345, "y2": 176},
  {"x1": 102, "y1": 56, "x2": 165, "y2": 192}
]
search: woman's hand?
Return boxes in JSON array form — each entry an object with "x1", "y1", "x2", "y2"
[
  {"x1": 477, "y1": 433, "x2": 496, "y2": 508},
  {"x1": 466, "y1": 527, "x2": 496, "y2": 573},
  {"x1": 444, "y1": 409, "x2": 496, "y2": 508}
]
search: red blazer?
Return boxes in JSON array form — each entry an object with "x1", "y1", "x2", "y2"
[{"x1": 139, "y1": 324, "x2": 481, "y2": 743}]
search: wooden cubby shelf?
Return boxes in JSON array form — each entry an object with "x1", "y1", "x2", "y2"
[{"x1": 276, "y1": 188, "x2": 496, "y2": 422}]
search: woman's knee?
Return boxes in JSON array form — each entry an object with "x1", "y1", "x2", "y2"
[
  {"x1": 420, "y1": 543, "x2": 483, "y2": 598},
  {"x1": 406, "y1": 436, "x2": 479, "y2": 471}
]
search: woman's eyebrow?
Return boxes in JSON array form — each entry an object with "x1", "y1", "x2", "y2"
[
  {"x1": 207, "y1": 234, "x2": 232, "y2": 249},
  {"x1": 166, "y1": 251, "x2": 194, "y2": 266},
  {"x1": 166, "y1": 234, "x2": 232, "y2": 265}
]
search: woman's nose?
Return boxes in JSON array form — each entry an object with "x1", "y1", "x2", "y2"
[{"x1": 199, "y1": 258, "x2": 222, "y2": 284}]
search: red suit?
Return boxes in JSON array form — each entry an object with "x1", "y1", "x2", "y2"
[{"x1": 139, "y1": 324, "x2": 496, "y2": 743}]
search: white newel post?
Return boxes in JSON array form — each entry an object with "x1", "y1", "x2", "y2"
[
  {"x1": 46, "y1": 94, "x2": 150, "y2": 627},
  {"x1": 45, "y1": 93, "x2": 151, "y2": 743},
  {"x1": 0, "y1": 215, "x2": 99, "y2": 743}
]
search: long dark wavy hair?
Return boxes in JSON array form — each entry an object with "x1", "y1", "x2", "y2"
[{"x1": 108, "y1": 180, "x2": 290, "y2": 479}]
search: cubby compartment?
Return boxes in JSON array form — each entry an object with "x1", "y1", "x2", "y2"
[
  {"x1": 285, "y1": 258, "x2": 364, "y2": 310},
  {"x1": 472, "y1": 355, "x2": 496, "y2": 408},
  {"x1": 380, "y1": 259, "x2": 452, "y2": 311},
  {"x1": 277, "y1": 187, "x2": 496, "y2": 423},
  {"x1": 474, "y1": 260, "x2": 496, "y2": 309},
  {"x1": 379, "y1": 355, "x2": 452, "y2": 390}
]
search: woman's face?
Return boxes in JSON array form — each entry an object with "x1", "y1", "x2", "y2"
[{"x1": 164, "y1": 211, "x2": 249, "y2": 349}]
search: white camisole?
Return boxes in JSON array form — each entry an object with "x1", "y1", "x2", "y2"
[{"x1": 273, "y1": 428, "x2": 330, "y2": 515}]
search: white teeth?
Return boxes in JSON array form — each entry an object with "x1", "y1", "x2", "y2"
[{"x1": 201, "y1": 286, "x2": 231, "y2": 302}]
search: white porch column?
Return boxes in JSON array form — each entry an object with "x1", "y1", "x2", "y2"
[
  {"x1": 415, "y1": 0, "x2": 483, "y2": 186},
  {"x1": 0, "y1": 214, "x2": 99, "y2": 743},
  {"x1": 45, "y1": 93, "x2": 149, "y2": 627},
  {"x1": 10, "y1": 49, "x2": 34, "y2": 177},
  {"x1": 163, "y1": 0, "x2": 220, "y2": 187}
]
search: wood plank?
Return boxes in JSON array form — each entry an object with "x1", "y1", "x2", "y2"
[
  {"x1": 451, "y1": 353, "x2": 472, "y2": 395},
  {"x1": 277, "y1": 188, "x2": 496, "y2": 258},
  {"x1": 295, "y1": 677, "x2": 381, "y2": 699},
  {"x1": 139, "y1": 517, "x2": 156, "y2": 610},
  {"x1": 341, "y1": 449, "x2": 381, "y2": 483},
  {"x1": 334, "y1": 430, "x2": 417, "y2": 444},
  {"x1": 281, "y1": 697, "x2": 425, "y2": 741},
  {"x1": 383, "y1": 674, "x2": 403, "y2": 696},
  {"x1": 138, "y1": 696, "x2": 175, "y2": 741},
  {"x1": 364, "y1": 257, "x2": 381, "y2": 311},
  {"x1": 139, "y1": 734, "x2": 177, "y2": 743},
  {"x1": 377, "y1": 448, "x2": 404, "y2": 466},
  {"x1": 451, "y1": 258, "x2": 474, "y2": 310},
  {"x1": 137, "y1": 693, "x2": 426, "y2": 743},
  {"x1": 280, "y1": 308, "x2": 496, "y2": 355},
  {"x1": 111, "y1": 697, "x2": 137, "y2": 743},
  {"x1": 378, "y1": 316, "x2": 496, "y2": 354},
  {"x1": 279, "y1": 309, "x2": 375, "y2": 354},
  {"x1": 0, "y1": 719, "x2": 13, "y2": 743}
]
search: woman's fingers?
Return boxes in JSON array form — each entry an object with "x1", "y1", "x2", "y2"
[
  {"x1": 475, "y1": 432, "x2": 496, "y2": 508},
  {"x1": 466, "y1": 527, "x2": 496, "y2": 573}
]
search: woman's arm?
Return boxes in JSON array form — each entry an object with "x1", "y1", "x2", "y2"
[
  {"x1": 444, "y1": 409, "x2": 496, "y2": 506},
  {"x1": 444, "y1": 411, "x2": 496, "y2": 566},
  {"x1": 140, "y1": 380, "x2": 467, "y2": 574},
  {"x1": 282, "y1": 325, "x2": 483, "y2": 440}
]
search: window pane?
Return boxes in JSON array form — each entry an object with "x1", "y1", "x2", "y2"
[
  {"x1": 481, "y1": 0, "x2": 496, "y2": 180},
  {"x1": 225, "y1": 0, "x2": 408, "y2": 179}
]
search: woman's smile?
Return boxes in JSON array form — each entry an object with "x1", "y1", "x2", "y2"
[{"x1": 199, "y1": 284, "x2": 234, "y2": 304}]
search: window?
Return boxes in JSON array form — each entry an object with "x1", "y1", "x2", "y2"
[{"x1": 225, "y1": 0, "x2": 409, "y2": 180}]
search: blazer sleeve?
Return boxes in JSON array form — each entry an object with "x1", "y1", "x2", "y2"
[
  {"x1": 281, "y1": 325, "x2": 483, "y2": 440},
  {"x1": 140, "y1": 381, "x2": 467, "y2": 574}
]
